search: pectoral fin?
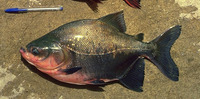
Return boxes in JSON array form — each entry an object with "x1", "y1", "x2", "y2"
[
  {"x1": 90, "y1": 80, "x2": 105, "y2": 85},
  {"x1": 61, "y1": 67, "x2": 82, "y2": 74}
]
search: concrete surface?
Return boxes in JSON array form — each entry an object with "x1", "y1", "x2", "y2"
[{"x1": 0, "y1": 0, "x2": 200, "y2": 99}]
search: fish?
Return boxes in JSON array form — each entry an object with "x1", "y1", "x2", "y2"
[
  {"x1": 124, "y1": 0, "x2": 141, "y2": 8},
  {"x1": 74, "y1": 0, "x2": 141, "y2": 12},
  {"x1": 20, "y1": 11, "x2": 181, "y2": 92}
]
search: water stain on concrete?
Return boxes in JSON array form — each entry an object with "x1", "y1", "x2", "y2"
[
  {"x1": 0, "y1": 65, "x2": 25, "y2": 98},
  {"x1": 0, "y1": 66, "x2": 16, "y2": 91},
  {"x1": 175, "y1": 0, "x2": 200, "y2": 19}
]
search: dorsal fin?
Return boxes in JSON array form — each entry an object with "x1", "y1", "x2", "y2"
[
  {"x1": 134, "y1": 33, "x2": 144, "y2": 41},
  {"x1": 98, "y1": 11, "x2": 126, "y2": 33}
]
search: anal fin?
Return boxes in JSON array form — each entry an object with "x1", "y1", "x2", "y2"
[{"x1": 120, "y1": 58, "x2": 145, "y2": 92}]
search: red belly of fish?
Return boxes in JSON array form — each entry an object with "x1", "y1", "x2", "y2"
[
  {"x1": 51, "y1": 73, "x2": 91, "y2": 85},
  {"x1": 52, "y1": 74, "x2": 118, "y2": 85},
  {"x1": 38, "y1": 68, "x2": 90, "y2": 85},
  {"x1": 39, "y1": 68, "x2": 118, "y2": 85}
]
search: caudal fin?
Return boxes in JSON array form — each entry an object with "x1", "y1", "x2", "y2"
[{"x1": 149, "y1": 25, "x2": 181, "y2": 81}]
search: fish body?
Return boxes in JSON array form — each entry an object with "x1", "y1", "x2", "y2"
[{"x1": 20, "y1": 11, "x2": 180, "y2": 92}]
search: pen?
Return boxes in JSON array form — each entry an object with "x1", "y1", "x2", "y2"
[{"x1": 5, "y1": 6, "x2": 63, "y2": 13}]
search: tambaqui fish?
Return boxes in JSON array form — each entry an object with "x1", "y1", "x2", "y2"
[{"x1": 20, "y1": 11, "x2": 181, "y2": 92}]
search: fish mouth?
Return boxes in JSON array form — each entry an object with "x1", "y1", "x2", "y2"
[
  {"x1": 20, "y1": 47, "x2": 30, "y2": 60},
  {"x1": 20, "y1": 47, "x2": 28, "y2": 57},
  {"x1": 20, "y1": 47, "x2": 35, "y2": 65},
  {"x1": 20, "y1": 47, "x2": 30, "y2": 59},
  {"x1": 20, "y1": 47, "x2": 26, "y2": 53}
]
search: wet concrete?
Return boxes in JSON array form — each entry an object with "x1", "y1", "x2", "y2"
[{"x1": 0, "y1": 0, "x2": 200, "y2": 99}]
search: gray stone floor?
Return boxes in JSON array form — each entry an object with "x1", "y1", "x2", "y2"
[{"x1": 0, "y1": 0, "x2": 200, "y2": 99}]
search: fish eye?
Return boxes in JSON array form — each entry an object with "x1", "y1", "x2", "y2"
[{"x1": 32, "y1": 48, "x2": 40, "y2": 55}]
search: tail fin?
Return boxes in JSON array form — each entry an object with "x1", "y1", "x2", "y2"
[{"x1": 148, "y1": 25, "x2": 181, "y2": 81}]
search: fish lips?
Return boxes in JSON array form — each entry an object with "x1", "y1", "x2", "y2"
[
  {"x1": 20, "y1": 47, "x2": 36, "y2": 66},
  {"x1": 20, "y1": 47, "x2": 31, "y2": 61},
  {"x1": 20, "y1": 47, "x2": 28, "y2": 58},
  {"x1": 20, "y1": 47, "x2": 26, "y2": 53}
]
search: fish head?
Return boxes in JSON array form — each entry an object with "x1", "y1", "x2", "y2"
[{"x1": 20, "y1": 40, "x2": 70, "y2": 70}]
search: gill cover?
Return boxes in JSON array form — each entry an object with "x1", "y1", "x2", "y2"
[{"x1": 26, "y1": 43, "x2": 69, "y2": 70}]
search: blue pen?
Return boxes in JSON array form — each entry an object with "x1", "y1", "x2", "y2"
[{"x1": 5, "y1": 6, "x2": 63, "y2": 13}]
